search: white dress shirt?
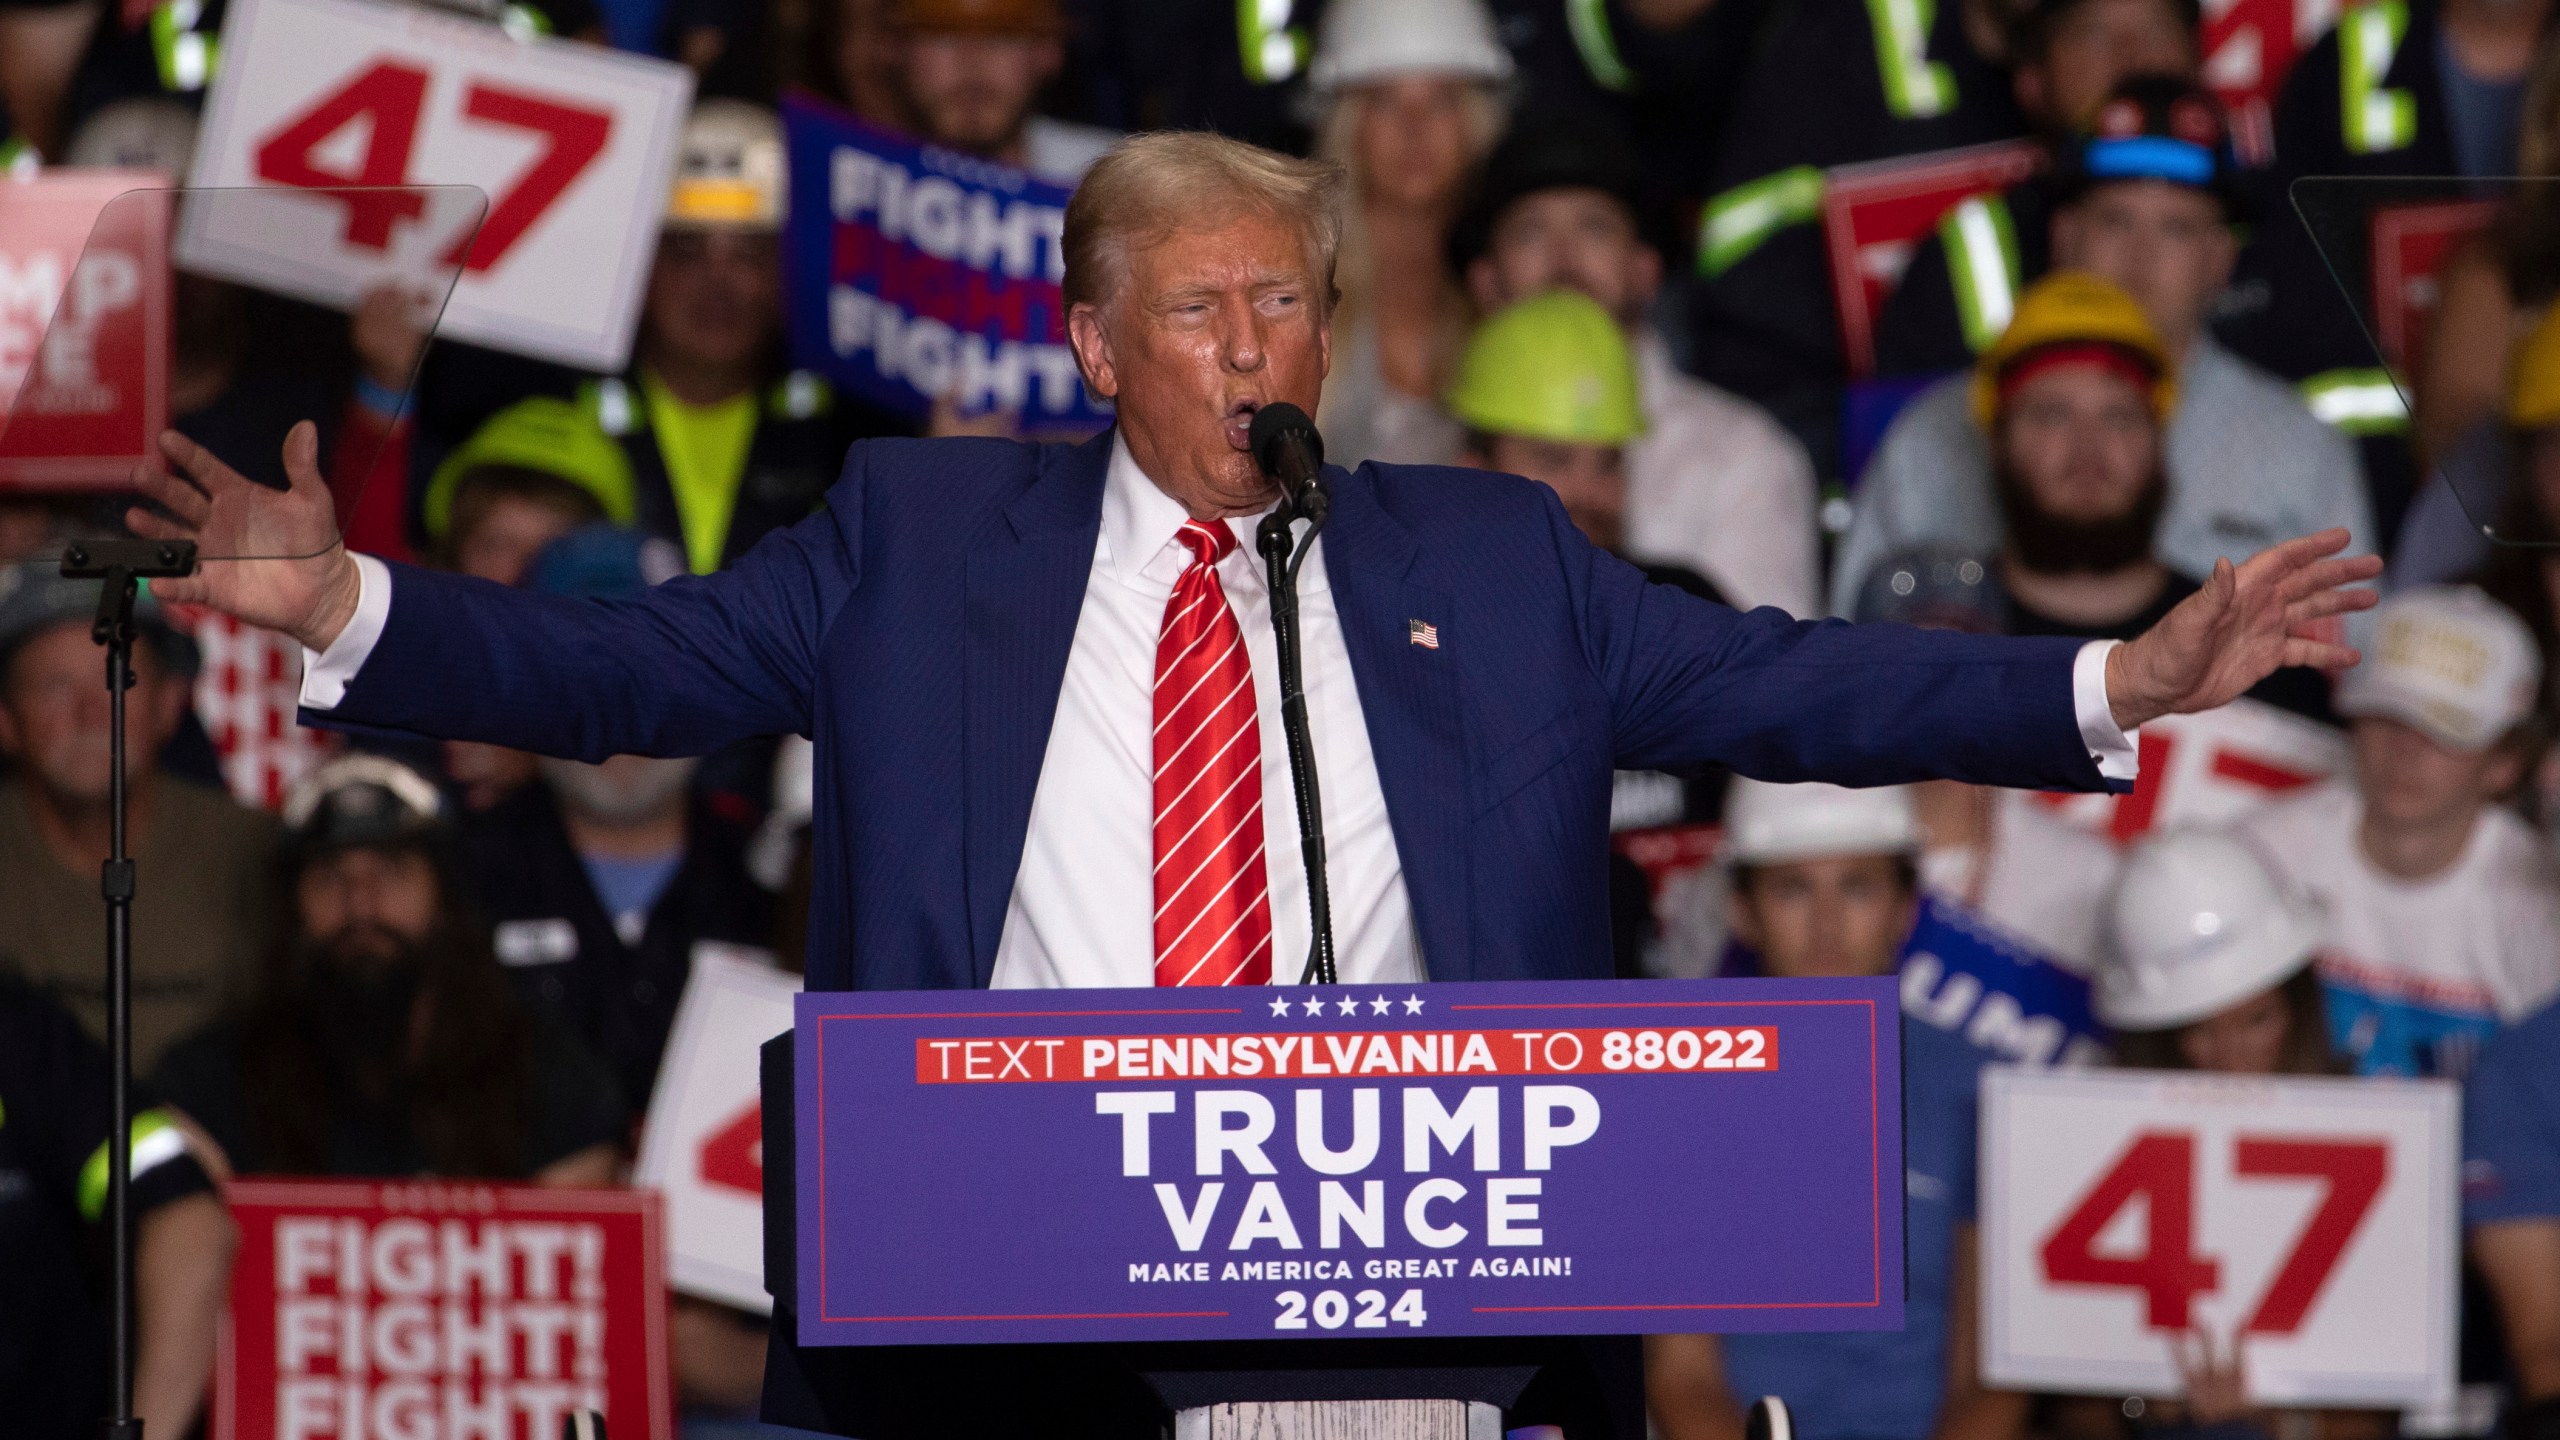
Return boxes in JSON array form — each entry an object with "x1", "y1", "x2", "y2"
[
  {"x1": 988, "y1": 438, "x2": 1423, "y2": 988},
  {"x1": 300, "y1": 441, "x2": 2139, "y2": 986}
]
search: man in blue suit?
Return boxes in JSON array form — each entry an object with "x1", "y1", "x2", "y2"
[
  {"x1": 138, "y1": 131, "x2": 2373, "y2": 1001},
  {"x1": 136, "y1": 125, "x2": 2373, "y2": 1440}
]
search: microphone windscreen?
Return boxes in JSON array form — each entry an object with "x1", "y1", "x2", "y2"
[{"x1": 1248, "y1": 402, "x2": 1323, "y2": 472}]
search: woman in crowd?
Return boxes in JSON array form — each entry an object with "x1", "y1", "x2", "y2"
[
  {"x1": 2089, "y1": 831, "x2": 2392, "y2": 1440},
  {"x1": 1305, "y1": 0, "x2": 1511, "y2": 467}
]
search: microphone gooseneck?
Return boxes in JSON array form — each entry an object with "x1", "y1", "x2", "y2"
[{"x1": 1247, "y1": 403, "x2": 1338, "y2": 985}]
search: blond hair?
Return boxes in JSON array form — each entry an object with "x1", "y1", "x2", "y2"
[{"x1": 1061, "y1": 131, "x2": 1347, "y2": 313}]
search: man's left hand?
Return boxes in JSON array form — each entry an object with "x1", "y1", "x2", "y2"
[{"x1": 2106, "y1": 528, "x2": 2384, "y2": 732}]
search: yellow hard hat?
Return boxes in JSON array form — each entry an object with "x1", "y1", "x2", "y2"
[
  {"x1": 423, "y1": 396, "x2": 636, "y2": 541},
  {"x1": 1446, "y1": 289, "x2": 1646, "y2": 446},
  {"x1": 1970, "y1": 271, "x2": 2178, "y2": 428},
  {"x1": 2508, "y1": 305, "x2": 2560, "y2": 429},
  {"x1": 667, "y1": 100, "x2": 785, "y2": 229}
]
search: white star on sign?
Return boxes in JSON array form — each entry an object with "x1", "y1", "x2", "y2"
[
  {"x1": 1336, "y1": 995, "x2": 1361, "y2": 1016},
  {"x1": 1403, "y1": 994, "x2": 1425, "y2": 1015},
  {"x1": 1269, "y1": 995, "x2": 1293, "y2": 1017},
  {"x1": 1370, "y1": 995, "x2": 1391, "y2": 1016},
  {"x1": 1304, "y1": 998, "x2": 1328, "y2": 1023}
]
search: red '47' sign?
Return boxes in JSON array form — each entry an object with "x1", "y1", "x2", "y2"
[
  {"x1": 215, "y1": 1179, "x2": 671, "y2": 1440},
  {"x1": 180, "y1": 0, "x2": 691, "y2": 370},
  {"x1": 1981, "y1": 1069, "x2": 2456, "y2": 1407}
]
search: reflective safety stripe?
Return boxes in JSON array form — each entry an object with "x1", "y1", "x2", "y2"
[
  {"x1": 1237, "y1": 0, "x2": 1309, "y2": 85},
  {"x1": 2339, "y1": 1, "x2": 2416, "y2": 154},
  {"x1": 499, "y1": 2, "x2": 551, "y2": 39},
  {"x1": 1700, "y1": 166, "x2": 1825, "y2": 277},
  {"x1": 1865, "y1": 0, "x2": 1955, "y2": 119},
  {"x1": 642, "y1": 373, "x2": 759, "y2": 574},
  {"x1": 1567, "y1": 0, "x2": 1635, "y2": 93},
  {"x1": 149, "y1": 0, "x2": 218, "y2": 92},
  {"x1": 2301, "y1": 369, "x2": 2411, "y2": 432},
  {"x1": 593, "y1": 377, "x2": 638, "y2": 436},
  {"x1": 0, "y1": 139, "x2": 36, "y2": 181},
  {"x1": 772, "y1": 370, "x2": 831, "y2": 420},
  {"x1": 78, "y1": 1109, "x2": 187, "y2": 1224},
  {"x1": 1941, "y1": 194, "x2": 2020, "y2": 355}
]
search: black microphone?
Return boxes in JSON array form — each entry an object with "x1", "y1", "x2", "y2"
[{"x1": 1248, "y1": 402, "x2": 1328, "y2": 522}]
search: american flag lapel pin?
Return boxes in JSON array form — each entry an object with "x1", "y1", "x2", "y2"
[{"x1": 1407, "y1": 618, "x2": 1440, "y2": 650}]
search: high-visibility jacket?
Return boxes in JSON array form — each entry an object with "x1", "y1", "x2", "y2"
[
  {"x1": 1873, "y1": 177, "x2": 2059, "y2": 378},
  {"x1": 584, "y1": 369, "x2": 893, "y2": 575},
  {"x1": 2224, "y1": 0, "x2": 2456, "y2": 438},
  {"x1": 1685, "y1": 0, "x2": 2027, "y2": 472}
]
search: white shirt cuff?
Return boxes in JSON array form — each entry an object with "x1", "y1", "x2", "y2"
[
  {"x1": 2073, "y1": 639, "x2": 2138, "y2": 785},
  {"x1": 298, "y1": 553, "x2": 391, "y2": 711}
]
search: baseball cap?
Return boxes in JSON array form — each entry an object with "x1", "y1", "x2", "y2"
[
  {"x1": 2336, "y1": 585, "x2": 2541, "y2": 751},
  {"x1": 2056, "y1": 75, "x2": 2249, "y2": 222},
  {"x1": 1852, "y1": 547, "x2": 2008, "y2": 633},
  {"x1": 0, "y1": 563, "x2": 198, "y2": 677},
  {"x1": 283, "y1": 754, "x2": 447, "y2": 854},
  {"x1": 1449, "y1": 105, "x2": 1664, "y2": 271}
]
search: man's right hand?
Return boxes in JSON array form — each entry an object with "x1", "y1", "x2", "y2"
[{"x1": 127, "y1": 422, "x2": 366, "y2": 653}]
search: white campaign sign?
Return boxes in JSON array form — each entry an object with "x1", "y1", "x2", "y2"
[
  {"x1": 635, "y1": 944, "x2": 798, "y2": 1314},
  {"x1": 183, "y1": 0, "x2": 690, "y2": 368},
  {"x1": 1982, "y1": 1068, "x2": 2457, "y2": 1408}
]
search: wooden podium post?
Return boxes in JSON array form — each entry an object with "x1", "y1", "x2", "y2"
[{"x1": 1173, "y1": 1400, "x2": 1502, "y2": 1440}]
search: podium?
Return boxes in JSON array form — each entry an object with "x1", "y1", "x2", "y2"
[{"x1": 756, "y1": 978, "x2": 1905, "y2": 1439}]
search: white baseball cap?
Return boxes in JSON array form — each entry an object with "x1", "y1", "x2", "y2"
[
  {"x1": 2336, "y1": 585, "x2": 2540, "y2": 752},
  {"x1": 1722, "y1": 780, "x2": 1923, "y2": 867},
  {"x1": 1308, "y1": 0, "x2": 1514, "y2": 96},
  {"x1": 2098, "y1": 830, "x2": 2322, "y2": 1031}
]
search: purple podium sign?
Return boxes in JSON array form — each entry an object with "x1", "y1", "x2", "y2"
[{"x1": 793, "y1": 977, "x2": 1904, "y2": 1347}]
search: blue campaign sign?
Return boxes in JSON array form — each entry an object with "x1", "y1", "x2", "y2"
[
  {"x1": 777, "y1": 96, "x2": 1110, "y2": 428},
  {"x1": 794, "y1": 977, "x2": 1905, "y2": 1347},
  {"x1": 1899, "y1": 896, "x2": 2108, "y2": 1067}
]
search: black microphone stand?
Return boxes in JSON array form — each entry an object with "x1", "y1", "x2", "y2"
[
  {"x1": 1255, "y1": 491, "x2": 1337, "y2": 986},
  {"x1": 59, "y1": 537, "x2": 199, "y2": 1440}
]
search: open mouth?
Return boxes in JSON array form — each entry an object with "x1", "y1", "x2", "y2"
[{"x1": 1223, "y1": 398, "x2": 1260, "y2": 450}]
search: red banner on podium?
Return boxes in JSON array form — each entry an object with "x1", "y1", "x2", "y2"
[
  {"x1": 0, "y1": 172, "x2": 169, "y2": 490},
  {"x1": 1820, "y1": 140, "x2": 2043, "y2": 378},
  {"x1": 214, "y1": 1179, "x2": 671, "y2": 1440}
]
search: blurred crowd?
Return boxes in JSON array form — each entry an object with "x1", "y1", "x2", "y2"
[{"x1": 8, "y1": 0, "x2": 2560, "y2": 1435}]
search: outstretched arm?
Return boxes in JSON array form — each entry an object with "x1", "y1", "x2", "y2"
[
  {"x1": 132, "y1": 424, "x2": 858, "y2": 758},
  {"x1": 2103, "y1": 529, "x2": 2381, "y2": 731}
]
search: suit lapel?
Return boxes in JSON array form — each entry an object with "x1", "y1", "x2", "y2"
[
  {"x1": 962, "y1": 431, "x2": 1110, "y2": 984},
  {"x1": 1322, "y1": 467, "x2": 1473, "y2": 981}
]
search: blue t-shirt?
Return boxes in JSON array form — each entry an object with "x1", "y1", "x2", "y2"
[
  {"x1": 2436, "y1": 43, "x2": 2525, "y2": 179},
  {"x1": 1719, "y1": 1018, "x2": 1994, "y2": 1440},
  {"x1": 579, "y1": 849, "x2": 684, "y2": 944},
  {"x1": 2463, "y1": 996, "x2": 2560, "y2": 1225}
]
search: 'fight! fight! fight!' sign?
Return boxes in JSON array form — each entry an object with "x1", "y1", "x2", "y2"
[{"x1": 793, "y1": 977, "x2": 1904, "y2": 1346}]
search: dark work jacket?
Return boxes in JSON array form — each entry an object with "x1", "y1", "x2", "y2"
[
  {"x1": 1688, "y1": 0, "x2": 2027, "y2": 472},
  {"x1": 1874, "y1": 177, "x2": 2058, "y2": 379},
  {"x1": 593, "y1": 372, "x2": 909, "y2": 572},
  {"x1": 461, "y1": 784, "x2": 775, "y2": 1114}
]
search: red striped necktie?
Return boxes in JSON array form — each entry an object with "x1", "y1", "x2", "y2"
[{"x1": 1152, "y1": 519, "x2": 1274, "y2": 987}]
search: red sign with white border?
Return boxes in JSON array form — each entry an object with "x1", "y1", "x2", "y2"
[
  {"x1": 0, "y1": 172, "x2": 170, "y2": 490},
  {"x1": 214, "y1": 1178, "x2": 671, "y2": 1440},
  {"x1": 1821, "y1": 139, "x2": 2043, "y2": 378},
  {"x1": 182, "y1": 0, "x2": 691, "y2": 370}
]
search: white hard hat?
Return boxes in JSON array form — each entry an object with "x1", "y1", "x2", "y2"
[
  {"x1": 1308, "y1": 0, "x2": 1514, "y2": 95},
  {"x1": 2337, "y1": 584, "x2": 2540, "y2": 752},
  {"x1": 2097, "y1": 830, "x2": 2322, "y2": 1031},
  {"x1": 64, "y1": 98, "x2": 200, "y2": 181},
  {"x1": 667, "y1": 99, "x2": 784, "y2": 229},
  {"x1": 1722, "y1": 780, "x2": 1922, "y2": 867}
]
